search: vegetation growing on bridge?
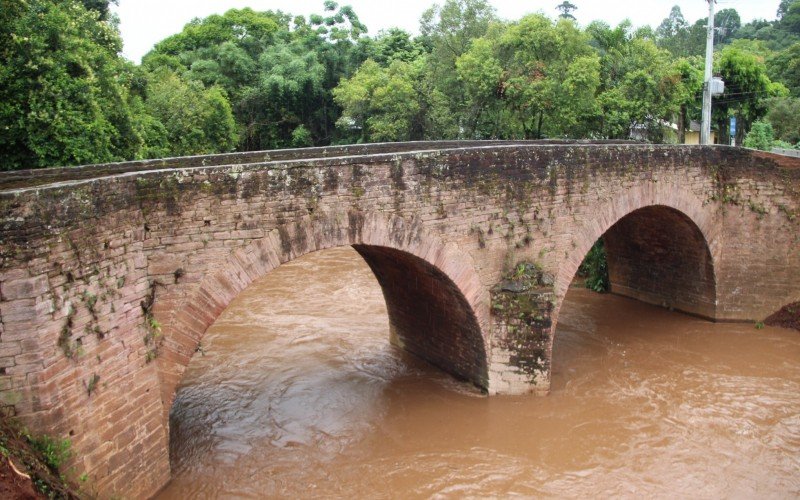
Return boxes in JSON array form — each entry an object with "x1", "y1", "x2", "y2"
[
  {"x1": 491, "y1": 262, "x2": 556, "y2": 383},
  {"x1": 2, "y1": 1, "x2": 800, "y2": 169}
]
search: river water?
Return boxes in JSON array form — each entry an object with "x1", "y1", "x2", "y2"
[{"x1": 157, "y1": 247, "x2": 800, "y2": 499}]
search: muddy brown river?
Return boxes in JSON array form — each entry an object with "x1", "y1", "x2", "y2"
[{"x1": 156, "y1": 247, "x2": 800, "y2": 499}]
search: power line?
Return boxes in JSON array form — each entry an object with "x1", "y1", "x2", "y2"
[{"x1": 692, "y1": 89, "x2": 782, "y2": 98}]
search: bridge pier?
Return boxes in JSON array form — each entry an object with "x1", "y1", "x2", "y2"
[{"x1": 487, "y1": 263, "x2": 556, "y2": 395}]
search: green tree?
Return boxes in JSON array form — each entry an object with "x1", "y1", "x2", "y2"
[
  {"x1": 420, "y1": 0, "x2": 496, "y2": 135},
  {"x1": 656, "y1": 5, "x2": 690, "y2": 56},
  {"x1": 742, "y1": 120, "x2": 775, "y2": 150},
  {"x1": 768, "y1": 43, "x2": 800, "y2": 95},
  {"x1": 368, "y1": 29, "x2": 425, "y2": 66},
  {"x1": 779, "y1": 0, "x2": 793, "y2": 19},
  {"x1": 714, "y1": 47, "x2": 788, "y2": 144},
  {"x1": 589, "y1": 22, "x2": 686, "y2": 141},
  {"x1": 0, "y1": 0, "x2": 141, "y2": 169},
  {"x1": 144, "y1": 4, "x2": 369, "y2": 150},
  {"x1": 555, "y1": 1, "x2": 578, "y2": 21},
  {"x1": 765, "y1": 97, "x2": 800, "y2": 144},
  {"x1": 715, "y1": 8, "x2": 742, "y2": 45},
  {"x1": 457, "y1": 15, "x2": 600, "y2": 139},
  {"x1": 735, "y1": 1, "x2": 799, "y2": 50},
  {"x1": 333, "y1": 57, "x2": 456, "y2": 142},
  {"x1": 779, "y1": 0, "x2": 800, "y2": 34},
  {"x1": 236, "y1": 39, "x2": 327, "y2": 149},
  {"x1": 673, "y1": 57, "x2": 704, "y2": 143},
  {"x1": 420, "y1": 0, "x2": 496, "y2": 60},
  {"x1": 455, "y1": 35, "x2": 505, "y2": 136},
  {"x1": 144, "y1": 69, "x2": 238, "y2": 156}
]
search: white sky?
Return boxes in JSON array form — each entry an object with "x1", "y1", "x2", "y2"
[{"x1": 113, "y1": 0, "x2": 782, "y2": 63}]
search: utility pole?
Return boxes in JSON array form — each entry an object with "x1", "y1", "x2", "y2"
[{"x1": 700, "y1": 0, "x2": 716, "y2": 145}]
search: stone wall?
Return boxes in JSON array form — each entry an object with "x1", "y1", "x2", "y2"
[{"x1": 0, "y1": 142, "x2": 797, "y2": 498}]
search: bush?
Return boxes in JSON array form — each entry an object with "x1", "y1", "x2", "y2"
[
  {"x1": 743, "y1": 120, "x2": 776, "y2": 151},
  {"x1": 579, "y1": 240, "x2": 609, "y2": 292},
  {"x1": 28, "y1": 435, "x2": 71, "y2": 471}
]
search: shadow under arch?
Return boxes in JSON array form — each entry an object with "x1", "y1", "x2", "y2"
[{"x1": 155, "y1": 212, "x2": 490, "y2": 421}]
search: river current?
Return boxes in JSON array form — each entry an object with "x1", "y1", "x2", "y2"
[{"x1": 156, "y1": 247, "x2": 800, "y2": 499}]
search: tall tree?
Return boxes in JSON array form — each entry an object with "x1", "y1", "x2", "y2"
[
  {"x1": 765, "y1": 96, "x2": 800, "y2": 144},
  {"x1": 588, "y1": 22, "x2": 686, "y2": 141},
  {"x1": 420, "y1": 0, "x2": 496, "y2": 60},
  {"x1": 656, "y1": 6, "x2": 690, "y2": 56},
  {"x1": 779, "y1": 0, "x2": 800, "y2": 34},
  {"x1": 768, "y1": 42, "x2": 800, "y2": 96},
  {"x1": 779, "y1": 0, "x2": 793, "y2": 19},
  {"x1": 713, "y1": 47, "x2": 788, "y2": 144},
  {"x1": 0, "y1": 0, "x2": 141, "y2": 169},
  {"x1": 673, "y1": 56, "x2": 704, "y2": 143},
  {"x1": 555, "y1": 1, "x2": 578, "y2": 21},
  {"x1": 742, "y1": 120, "x2": 775, "y2": 150},
  {"x1": 333, "y1": 57, "x2": 456, "y2": 142},
  {"x1": 715, "y1": 8, "x2": 742, "y2": 45},
  {"x1": 457, "y1": 15, "x2": 600, "y2": 139},
  {"x1": 367, "y1": 28, "x2": 425, "y2": 66},
  {"x1": 143, "y1": 69, "x2": 237, "y2": 156},
  {"x1": 144, "y1": 4, "x2": 367, "y2": 150},
  {"x1": 419, "y1": 0, "x2": 496, "y2": 136}
]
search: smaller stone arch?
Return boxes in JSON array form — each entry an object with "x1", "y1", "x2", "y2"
[
  {"x1": 601, "y1": 205, "x2": 717, "y2": 318},
  {"x1": 155, "y1": 211, "x2": 491, "y2": 416},
  {"x1": 555, "y1": 182, "x2": 721, "y2": 308},
  {"x1": 525, "y1": 182, "x2": 721, "y2": 396}
]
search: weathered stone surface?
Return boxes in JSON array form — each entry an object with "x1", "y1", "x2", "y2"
[{"x1": 0, "y1": 141, "x2": 798, "y2": 498}]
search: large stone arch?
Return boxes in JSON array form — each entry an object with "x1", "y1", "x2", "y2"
[
  {"x1": 475, "y1": 183, "x2": 721, "y2": 397},
  {"x1": 155, "y1": 211, "x2": 491, "y2": 417}
]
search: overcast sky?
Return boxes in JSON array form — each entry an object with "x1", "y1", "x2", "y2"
[{"x1": 113, "y1": 0, "x2": 782, "y2": 63}]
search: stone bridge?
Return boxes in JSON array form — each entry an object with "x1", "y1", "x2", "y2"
[{"x1": 1, "y1": 141, "x2": 798, "y2": 497}]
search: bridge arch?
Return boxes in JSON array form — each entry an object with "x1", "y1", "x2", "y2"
[
  {"x1": 155, "y1": 212, "x2": 491, "y2": 416},
  {"x1": 556, "y1": 182, "x2": 720, "y2": 311},
  {"x1": 535, "y1": 184, "x2": 721, "y2": 394}
]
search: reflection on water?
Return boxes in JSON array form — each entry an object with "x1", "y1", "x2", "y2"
[{"x1": 157, "y1": 247, "x2": 800, "y2": 498}]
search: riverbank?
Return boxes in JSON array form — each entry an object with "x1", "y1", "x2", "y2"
[
  {"x1": 766, "y1": 301, "x2": 800, "y2": 331},
  {"x1": 0, "y1": 417, "x2": 80, "y2": 499}
]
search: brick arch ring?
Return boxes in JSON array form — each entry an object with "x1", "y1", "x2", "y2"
[
  {"x1": 155, "y1": 211, "x2": 491, "y2": 412},
  {"x1": 553, "y1": 182, "x2": 722, "y2": 332},
  {"x1": 554, "y1": 181, "x2": 721, "y2": 308}
]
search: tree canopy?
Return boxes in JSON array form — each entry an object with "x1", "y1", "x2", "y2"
[{"x1": 2, "y1": 0, "x2": 799, "y2": 170}]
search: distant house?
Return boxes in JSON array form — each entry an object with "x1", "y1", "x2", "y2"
[
  {"x1": 683, "y1": 120, "x2": 717, "y2": 145},
  {"x1": 628, "y1": 119, "x2": 719, "y2": 145}
]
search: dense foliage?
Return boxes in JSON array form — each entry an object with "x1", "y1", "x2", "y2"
[
  {"x1": 579, "y1": 240, "x2": 610, "y2": 292},
  {"x1": 2, "y1": 0, "x2": 799, "y2": 170}
]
